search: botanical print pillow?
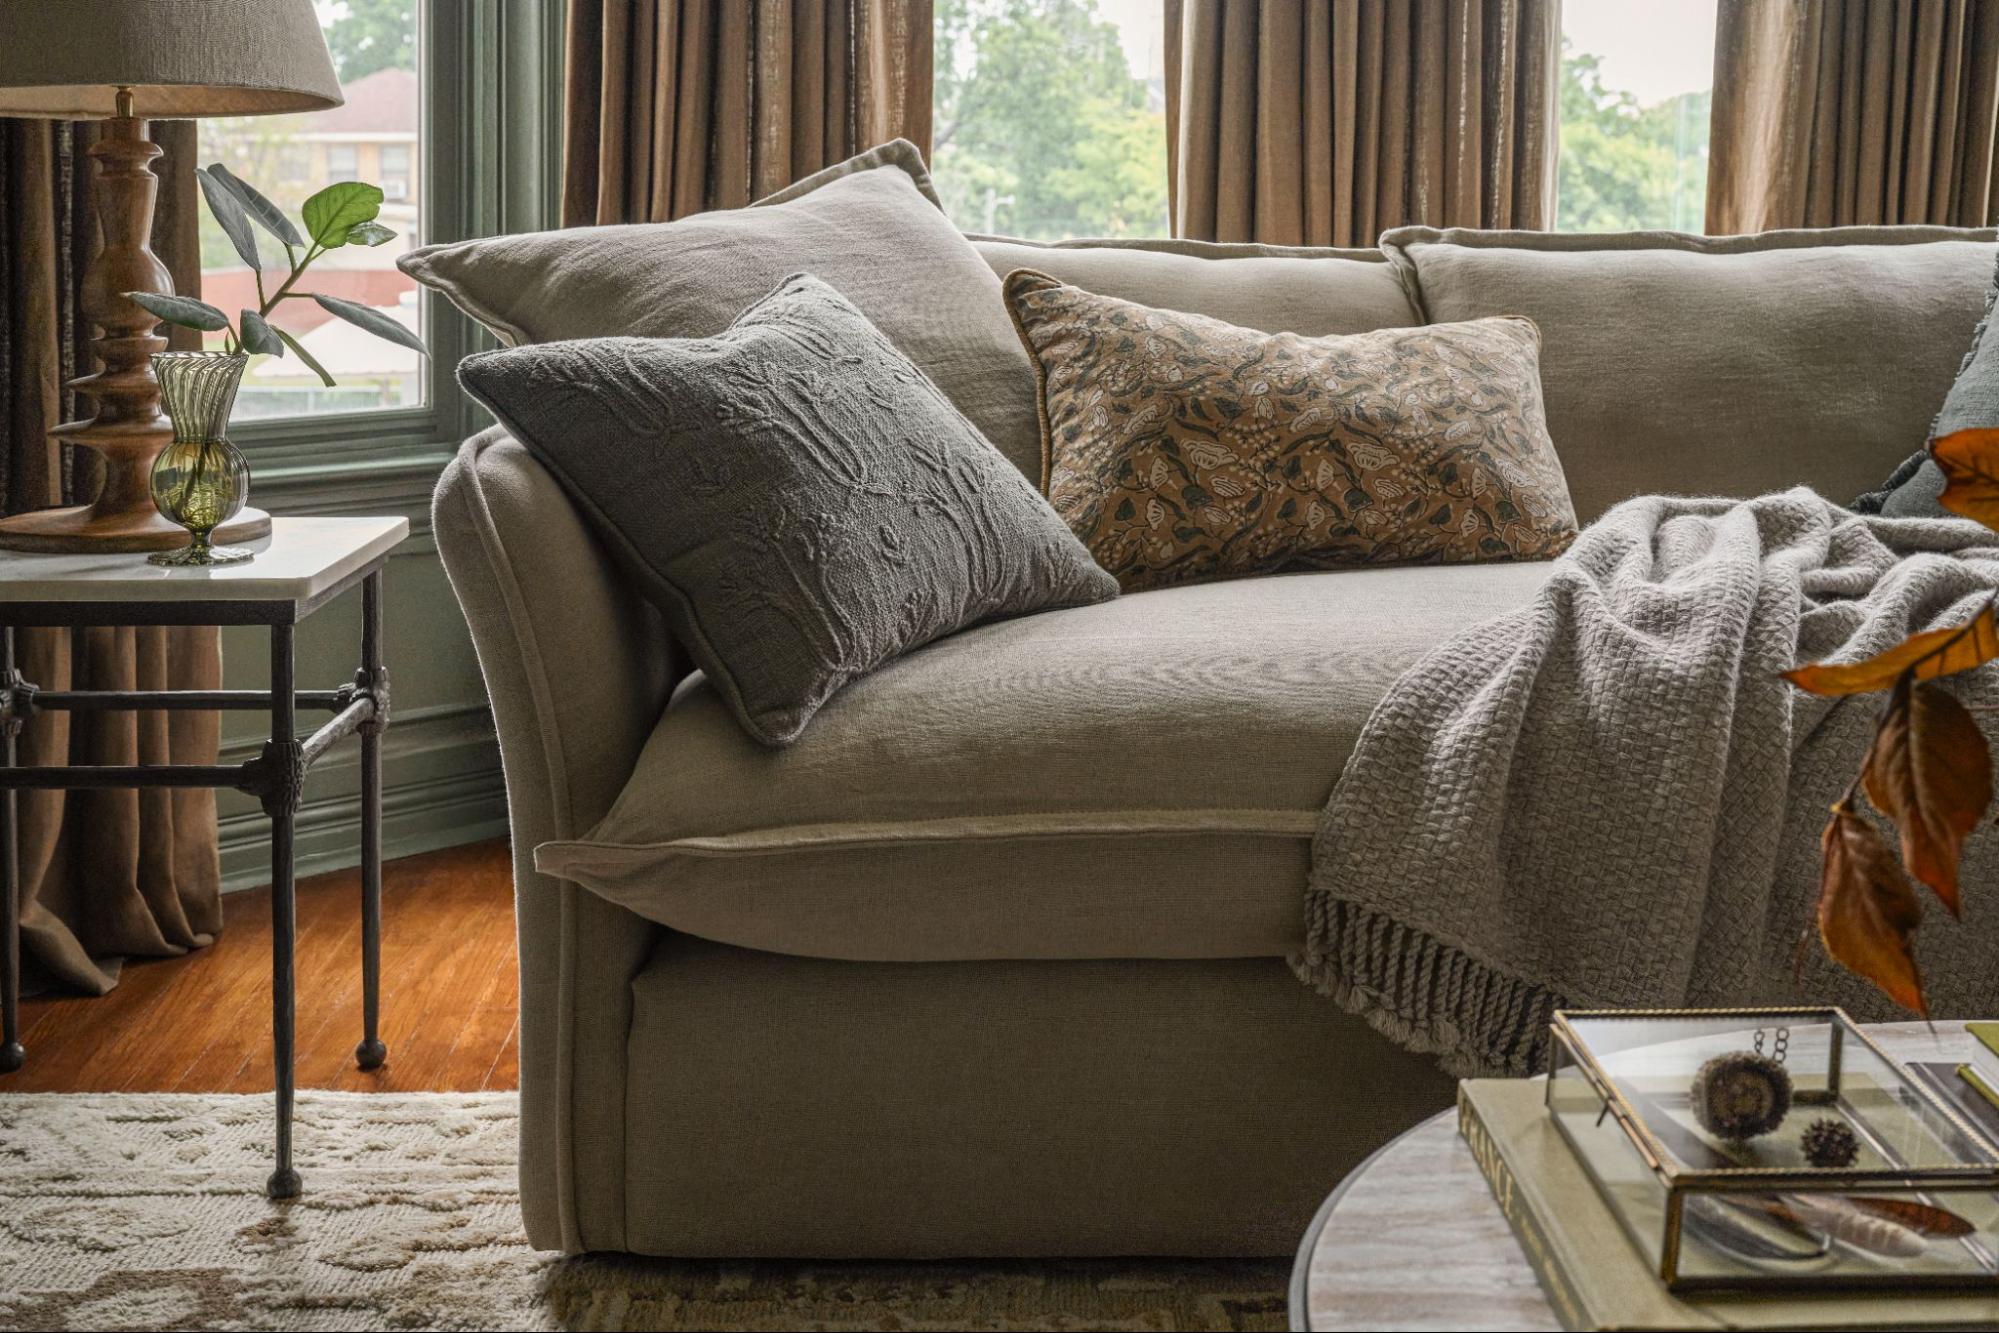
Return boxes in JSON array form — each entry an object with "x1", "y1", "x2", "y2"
[{"x1": 1003, "y1": 269, "x2": 1578, "y2": 592}]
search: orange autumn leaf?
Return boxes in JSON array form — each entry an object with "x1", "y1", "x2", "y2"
[
  {"x1": 1784, "y1": 607, "x2": 1999, "y2": 696},
  {"x1": 1862, "y1": 678, "x2": 1991, "y2": 917},
  {"x1": 1818, "y1": 802, "x2": 1928, "y2": 1017},
  {"x1": 1934, "y1": 426, "x2": 1999, "y2": 528}
]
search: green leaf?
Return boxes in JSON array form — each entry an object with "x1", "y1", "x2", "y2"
[
  {"x1": 312, "y1": 293, "x2": 427, "y2": 356},
  {"x1": 125, "y1": 290, "x2": 230, "y2": 332},
  {"x1": 239, "y1": 310, "x2": 285, "y2": 357},
  {"x1": 273, "y1": 326, "x2": 336, "y2": 388},
  {"x1": 346, "y1": 220, "x2": 397, "y2": 247},
  {"x1": 207, "y1": 162, "x2": 304, "y2": 249},
  {"x1": 197, "y1": 167, "x2": 259, "y2": 272},
  {"x1": 300, "y1": 181, "x2": 384, "y2": 249}
]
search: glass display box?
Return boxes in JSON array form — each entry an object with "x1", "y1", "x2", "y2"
[{"x1": 1546, "y1": 1007, "x2": 1999, "y2": 1291}]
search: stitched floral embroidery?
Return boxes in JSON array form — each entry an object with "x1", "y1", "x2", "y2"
[{"x1": 1004, "y1": 270, "x2": 1578, "y2": 592}]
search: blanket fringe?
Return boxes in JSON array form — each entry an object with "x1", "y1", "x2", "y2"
[{"x1": 1294, "y1": 893, "x2": 1564, "y2": 1079}]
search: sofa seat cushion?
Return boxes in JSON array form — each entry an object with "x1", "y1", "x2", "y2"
[{"x1": 535, "y1": 561, "x2": 1554, "y2": 962}]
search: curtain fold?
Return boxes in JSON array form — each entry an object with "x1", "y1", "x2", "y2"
[
  {"x1": 1708, "y1": 0, "x2": 1999, "y2": 232},
  {"x1": 0, "y1": 116, "x2": 223, "y2": 996},
  {"x1": 562, "y1": 0, "x2": 935, "y2": 226},
  {"x1": 1164, "y1": 0, "x2": 1561, "y2": 246}
]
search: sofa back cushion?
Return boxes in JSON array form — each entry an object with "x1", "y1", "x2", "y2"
[
  {"x1": 1382, "y1": 226, "x2": 1998, "y2": 520},
  {"x1": 970, "y1": 235, "x2": 1420, "y2": 336},
  {"x1": 401, "y1": 141, "x2": 1048, "y2": 480}
]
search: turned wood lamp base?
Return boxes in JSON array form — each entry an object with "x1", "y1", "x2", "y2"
[{"x1": 0, "y1": 91, "x2": 270, "y2": 557}]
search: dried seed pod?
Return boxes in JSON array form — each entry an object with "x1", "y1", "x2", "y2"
[
  {"x1": 1801, "y1": 1117, "x2": 1860, "y2": 1168},
  {"x1": 1690, "y1": 1051, "x2": 1792, "y2": 1141}
]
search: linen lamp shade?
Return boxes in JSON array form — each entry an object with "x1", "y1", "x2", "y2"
[
  {"x1": 0, "y1": 0, "x2": 342, "y2": 119},
  {"x1": 0, "y1": 0, "x2": 342, "y2": 552}
]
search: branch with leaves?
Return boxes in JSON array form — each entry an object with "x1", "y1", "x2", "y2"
[
  {"x1": 1784, "y1": 427, "x2": 1999, "y2": 1015},
  {"x1": 126, "y1": 165, "x2": 428, "y2": 383}
]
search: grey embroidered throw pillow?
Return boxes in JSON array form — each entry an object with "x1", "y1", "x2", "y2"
[{"x1": 457, "y1": 274, "x2": 1118, "y2": 746}]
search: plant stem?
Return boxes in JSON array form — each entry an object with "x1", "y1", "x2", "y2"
[
  {"x1": 229, "y1": 242, "x2": 321, "y2": 353},
  {"x1": 257, "y1": 243, "x2": 323, "y2": 321}
]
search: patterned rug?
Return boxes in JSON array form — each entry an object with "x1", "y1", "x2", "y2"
[{"x1": 0, "y1": 1092, "x2": 1288, "y2": 1331}]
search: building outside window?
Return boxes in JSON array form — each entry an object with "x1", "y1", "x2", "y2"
[{"x1": 197, "y1": 0, "x2": 422, "y2": 420}]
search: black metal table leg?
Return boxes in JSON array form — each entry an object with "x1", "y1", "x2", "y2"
[
  {"x1": 0, "y1": 627, "x2": 21, "y2": 1074},
  {"x1": 265, "y1": 622, "x2": 302, "y2": 1201},
  {"x1": 355, "y1": 569, "x2": 386, "y2": 1072}
]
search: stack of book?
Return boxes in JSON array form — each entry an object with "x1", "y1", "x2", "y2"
[
  {"x1": 1459, "y1": 1074, "x2": 1999, "y2": 1330},
  {"x1": 1909, "y1": 1020, "x2": 1999, "y2": 1131}
]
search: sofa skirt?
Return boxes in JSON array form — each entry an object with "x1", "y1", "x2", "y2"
[{"x1": 617, "y1": 934, "x2": 1454, "y2": 1258}]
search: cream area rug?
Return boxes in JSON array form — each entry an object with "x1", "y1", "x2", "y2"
[{"x1": 0, "y1": 1092, "x2": 1287, "y2": 1331}]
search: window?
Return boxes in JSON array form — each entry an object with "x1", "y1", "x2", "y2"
[
  {"x1": 1557, "y1": 0, "x2": 1718, "y2": 232},
  {"x1": 197, "y1": 0, "x2": 423, "y2": 420},
  {"x1": 324, "y1": 143, "x2": 361, "y2": 182},
  {"x1": 380, "y1": 143, "x2": 412, "y2": 200},
  {"x1": 932, "y1": 0, "x2": 1167, "y2": 241}
]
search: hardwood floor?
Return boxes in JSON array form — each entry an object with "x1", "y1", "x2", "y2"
[{"x1": 5, "y1": 839, "x2": 518, "y2": 1094}]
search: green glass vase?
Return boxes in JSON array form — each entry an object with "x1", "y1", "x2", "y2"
[{"x1": 150, "y1": 351, "x2": 253, "y2": 566}]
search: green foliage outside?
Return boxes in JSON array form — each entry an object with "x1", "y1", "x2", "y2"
[
  {"x1": 322, "y1": 0, "x2": 416, "y2": 83},
  {"x1": 1557, "y1": 43, "x2": 1712, "y2": 233},
  {"x1": 932, "y1": 0, "x2": 1167, "y2": 240}
]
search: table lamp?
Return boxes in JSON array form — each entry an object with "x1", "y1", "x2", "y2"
[{"x1": 0, "y1": 0, "x2": 342, "y2": 553}]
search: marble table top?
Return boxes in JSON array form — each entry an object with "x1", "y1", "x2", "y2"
[
  {"x1": 1292, "y1": 1021, "x2": 1973, "y2": 1332},
  {"x1": 0, "y1": 517, "x2": 407, "y2": 607}
]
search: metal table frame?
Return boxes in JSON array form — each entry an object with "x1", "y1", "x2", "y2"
[{"x1": 0, "y1": 558, "x2": 391, "y2": 1201}]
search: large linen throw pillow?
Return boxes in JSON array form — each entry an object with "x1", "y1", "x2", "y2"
[
  {"x1": 457, "y1": 274, "x2": 1118, "y2": 747},
  {"x1": 1003, "y1": 270, "x2": 1577, "y2": 592},
  {"x1": 1855, "y1": 250, "x2": 1999, "y2": 518},
  {"x1": 400, "y1": 140, "x2": 1048, "y2": 480}
]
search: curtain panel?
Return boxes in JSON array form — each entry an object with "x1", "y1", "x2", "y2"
[
  {"x1": 1164, "y1": 0, "x2": 1561, "y2": 246},
  {"x1": 563, "y1": 0, "x2": 934, "y2": 226},
  {"x1": 1708, "y1": 0, "x2": 1999, "y2": 232},
  {"x1": 0, "y1": 117, "x2": 224, "y2": 996}
]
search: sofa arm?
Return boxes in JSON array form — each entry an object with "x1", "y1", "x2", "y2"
[{"x1": 432, "y1": 426, "x2": 685, "y2": 1253}]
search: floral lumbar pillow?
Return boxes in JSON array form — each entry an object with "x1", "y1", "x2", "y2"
[{"x1": 1002, "y1": 269, "x2": 1579, "y2": 592}]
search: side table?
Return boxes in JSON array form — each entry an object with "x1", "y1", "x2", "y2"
[{"x1": 0, "y1": 516, "x2": 408, "y2": 1200}]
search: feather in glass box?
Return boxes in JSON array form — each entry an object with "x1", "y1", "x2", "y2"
[{"x1": 1546, "y1": 1007, "x2": 1999, "y2": 1291}]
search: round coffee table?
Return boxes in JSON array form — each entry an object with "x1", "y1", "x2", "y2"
[
  {"x1": 1287, "y1": 1020, "x2": 1961, "y2": 1331},
  {"x1": 1287, "y1": 1109, "x2": 1557, "y2": 1332}
]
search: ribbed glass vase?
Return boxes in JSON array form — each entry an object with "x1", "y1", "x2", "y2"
[{"x1": 150, "y1": 351, "x2": 253, "y2": 566}]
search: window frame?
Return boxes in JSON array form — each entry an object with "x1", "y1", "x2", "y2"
[{"x1": 226, "y1": 0, "x2": 563, "y2": 497}]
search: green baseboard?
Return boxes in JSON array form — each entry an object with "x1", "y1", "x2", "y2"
[{"x1": 217, "y1": 704, "x2": 508, "y2": 894}]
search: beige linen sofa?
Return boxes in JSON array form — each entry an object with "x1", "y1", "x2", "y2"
[{"x1": 433, "y1": 223, "x2": 1997, "y2": 1258}]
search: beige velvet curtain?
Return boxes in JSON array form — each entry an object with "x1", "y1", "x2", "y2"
[
  {"x1": 1164, "y1": 0, "x2": 1561, "y2": 246},
  {"x1": 0, "y1": 117, "x2": 223, "y2": 996},
  {"x1": 1708, "y1": 0, "x2": 1999, "y2": 232},
  {"x1": 562, "y1": 0, "x2": 934, "y2": 226}
]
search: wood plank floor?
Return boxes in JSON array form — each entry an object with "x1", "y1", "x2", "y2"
[{"x1": 5, "y1": 838, "x2": 518, "y2": 1093}]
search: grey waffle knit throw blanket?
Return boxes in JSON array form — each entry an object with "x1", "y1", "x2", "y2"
[{"x1": 1298, "y1": 489, "x2": 1999, "y2": 1075}]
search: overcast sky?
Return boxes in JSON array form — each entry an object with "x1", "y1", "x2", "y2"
[{"x1": 1106, "y1": 0, "x2": 1719, "y2": 107}]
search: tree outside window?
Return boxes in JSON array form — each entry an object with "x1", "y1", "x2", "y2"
[
  {"x1": 932, "y1": 0, "x2": 1168, "y2": 241},
  {"x1": 1556, "y1": 1, "x2": 1717, "y2": 232}
]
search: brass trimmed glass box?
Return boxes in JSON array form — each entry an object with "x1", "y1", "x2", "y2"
[{"x1": 1546, "y1": 1007, "x2": 1999, "y2": 1291}]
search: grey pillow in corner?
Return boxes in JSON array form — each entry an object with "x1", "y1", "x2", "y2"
[
  {"x1": 1854, "y1": 250, "x2": 1999, "y2": 517},
  {"x1": 457, "y1": 273, "x2": 1119, "y2": 747}
]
